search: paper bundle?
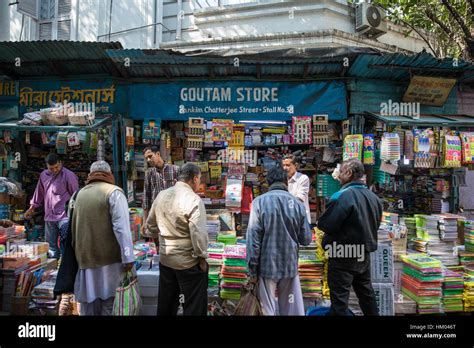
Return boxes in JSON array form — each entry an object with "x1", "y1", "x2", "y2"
[
  {"x1": 442, "y1": 268, "x2": 464, "y2": 312},
  {"x1": 401, "y1": 254, "x2": 443, "y2": 314},
  {"x1": 464, "y1": 221, "x2": 474, "y2": 253},
  {"x1": 298, "y1": 249, "x2": 323, "y2": 299},
  {"x1": 217, "y1": 230, "x2": 237, "y2": 245},
  {"x1": 463, "y1": 266, "x2": 474, "y2": 312},
  {"x1": 220, "y1": 245, "x2": 248, "y2": 300}
]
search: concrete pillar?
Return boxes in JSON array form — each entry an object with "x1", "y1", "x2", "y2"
[{"x1": 0, "y1": 1, "x2": 11, "y2": 41}]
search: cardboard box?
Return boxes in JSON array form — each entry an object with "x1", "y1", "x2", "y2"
[
  {"x1": 373, "y1": 283, "x2": 394, "y2": 316},
  {"x1": 370, "y1": 242, "x2": 394, "y2": 283}
]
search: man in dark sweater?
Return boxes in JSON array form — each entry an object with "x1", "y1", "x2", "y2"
[{"x1": 317, "y1": 159, "x2": 383, "y2": 316}]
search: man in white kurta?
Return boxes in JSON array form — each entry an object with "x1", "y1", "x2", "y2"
[{"x1": 282, "y1": 155, "x2": 311, "y2": 224}]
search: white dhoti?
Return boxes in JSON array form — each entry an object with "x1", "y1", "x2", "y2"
[{"x1": 257, "y1": 276, "x2": 305, "y2": 316}]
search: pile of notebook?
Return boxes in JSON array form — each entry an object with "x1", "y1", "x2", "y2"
[
  {"x1": 207, "y1": 242, "x2": 225, "y2": 297},
  {"x1": 465, "y1": 221, "x2": 474, "y2": 253},
  {"x1": 217, "y1": 230, "x2": 237, "y2": 245},
  {"x1": 31, "y1": 271, "x2": 59, "y2": 314},
  {"x1": 206, "y1": 218, "x2": 221, "y2": 242},
  {"x1": 438, "y1": 214, "x2": 460, "y2": 242},
  {"x1": 220, "y1": 245, "x2": 248, "y2": 300},
  {"x1": 463, "y1": 266, "x2": 474, "y2": 312},
  {"x1": 401, "y1": 254, "x2": 444, "y2": 314},
  {"x1": 416, "y1": 215, "x2": 439, "y2": 241},
  {"x1": 442, "y1": 268, "x2": 464, "y2": 312},
  {"x1": 403, "y1": 217, "x2": 417, "y2": 250},
  {"x1": 459, "y1": 248, "x2": 474, "y2": 266},
  {"x1": 298, "y1": 248, "x2": 323, "y2": 299}
]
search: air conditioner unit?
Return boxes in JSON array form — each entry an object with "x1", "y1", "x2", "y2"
[{"x1": 355, "y1": 2, "x2": 387, "y2": 39}]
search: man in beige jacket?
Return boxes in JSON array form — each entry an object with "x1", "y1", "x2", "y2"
[{"x1": 146, "y1": 163, "x2": 209, "y2": 316}]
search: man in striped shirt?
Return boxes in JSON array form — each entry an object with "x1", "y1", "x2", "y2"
[{"x1": 142, "y1": 146, "x2": 180, "y2": 241}]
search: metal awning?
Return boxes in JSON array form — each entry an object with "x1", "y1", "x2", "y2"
[
  {"x1": 364, "y1": 112, "x2": 474, "y2": 127},
  {"x1": 0, "y1": 41, "x2": 124, "y2": 79},
  {"x1": 0, "y1": 116, "x2": 112, "y2": 132}
]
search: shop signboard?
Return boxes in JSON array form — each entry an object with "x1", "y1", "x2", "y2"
[
  {"x1": 403, "y1": 76, "x2": 457, "y2": 107},
  {"x1": 129, "y1": 81, "x2": 348, "y2": 121},
  {"x1": 17, "y1": 79, "x2": 128, "y2": 116}
]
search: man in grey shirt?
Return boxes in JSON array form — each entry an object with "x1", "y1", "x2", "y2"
[{"x1": 246, "y1": 166, "x2": 313, "y2": 315}]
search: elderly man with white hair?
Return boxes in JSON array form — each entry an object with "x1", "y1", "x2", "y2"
[{"x1": 70, "y1": 161, "x2": 135, "y2": 316}]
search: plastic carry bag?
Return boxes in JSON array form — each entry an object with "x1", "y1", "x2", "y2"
[
  {"x1": 112, "y1": 271, "x2": 142, "y2": 316},
  {"x1": 234, "y1": 283, "x2": 262, "y2": 316}
]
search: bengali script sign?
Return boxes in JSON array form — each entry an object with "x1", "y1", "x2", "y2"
[
  {"x1": 19, "y1": 85, "x2": 115, "y2": 107},
  {"x1": 403, "y1": 76, "x2": 456, "y2": 107}
]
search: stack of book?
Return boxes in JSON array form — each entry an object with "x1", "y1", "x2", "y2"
[
  {"x1": 31, "y1": 272, "x2": 59, "y2": 315},
  {"x1": 207, "y1": 242, "x2": 225, "y2": 297},
  {"x1": 217, "y1": 230, "x2": 237, "y2": 245},
  {"x1": 464, "y1": 266, "x2": 474, "y2": 312},
  {"x1": 220, "y1": 245, "x2": 247, "y2": 301},
  {"x1": 401, "y1": 254, "x2": 444, "y2": 314},
  {"x1": 298, "y1": 248, "x2": 323, "y2": 299},
  {"x1": 442, "y1": 268, "x2": 464, "y2": 312}
]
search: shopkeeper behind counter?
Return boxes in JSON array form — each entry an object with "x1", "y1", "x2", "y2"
[
  {"x1": 25, "y1": 153, "x2": 79, "y2": 259},
  {"x1": 142, "y1": 146, "x2": 180, "y2": 239},
  {"x1": 282, "y1": 154, "x2": 311, "y2": 224}
]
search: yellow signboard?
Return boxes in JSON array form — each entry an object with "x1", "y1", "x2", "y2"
[{"x1": 403, "y1": 76, "x2": 456, "y2": 107}]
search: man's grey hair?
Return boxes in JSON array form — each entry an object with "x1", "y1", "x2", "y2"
[
  {"x1": 90, "y1": 160, "x2": 112, "y2": 173},
  {"x1": 178, "y1": 163, "x2": 200, "y2": 182},
  {"x1": 342, "y1": 158, "x2": 365, "y2": 180}
]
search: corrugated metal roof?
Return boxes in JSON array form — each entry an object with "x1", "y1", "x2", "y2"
[
  {"x1": 348, "y1": 52, "x2": 474, "y2": 82},
  {"x1": 105, "y1": 47, "x2": 369, "y2": 78},
  {"x1": 0, "y1": 41, "x2": 123, "y2": 78},
  {"x1": 365, "y1": 112, "x2": 474, "y2": 127}
]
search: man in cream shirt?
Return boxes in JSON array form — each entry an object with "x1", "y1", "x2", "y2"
[
  {"x1": 146, "y1": 163, "x2": 209, "y2": 316},
  {"x1": 282, "y1": 154, "x2": 312, "y2": 224}
]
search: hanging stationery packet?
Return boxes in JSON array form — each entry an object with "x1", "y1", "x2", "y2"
[
  {"x1": 442, "y1": 135, "x2": 462, "y2": 168},
  {"x1": 461, "y1": 132, "x2": 474, "y2": 165},
  {"x1": 56, "y1": 132, "x2": 68, "y2": 154},
  {"x1": 363, "y1": 134, "x2": 375, "y2": 165},
  {"x1": 405, "y1": 130, "x2": 415, "y2": 160},
  {"x1": 343, "y1": 134, "x2": 363, "y2": 161},
  {"x1": 380, "y1": 133, "x2": 401, "y2": 162},
  {"x1": 67, "y1": 132, "x2": 80, "y2": 147},
  {"x1": 292, "y1": 116, "x2": 312, "y2": 144}
]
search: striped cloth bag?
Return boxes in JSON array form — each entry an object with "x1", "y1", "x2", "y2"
[
  {"x1": 234, "y1": 283, "x2": 262, "y2": 316},
  {"x1": 112, "y1": 271, "x2": 142, "y2": 316}
]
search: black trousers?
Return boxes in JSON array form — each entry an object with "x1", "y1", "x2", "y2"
[
  {"x1": 327, "y1": 256, "x2": 379, "y2": 316},
  {"x1": 157, "y1": 262, "x2": 208, "y2": 316}
]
